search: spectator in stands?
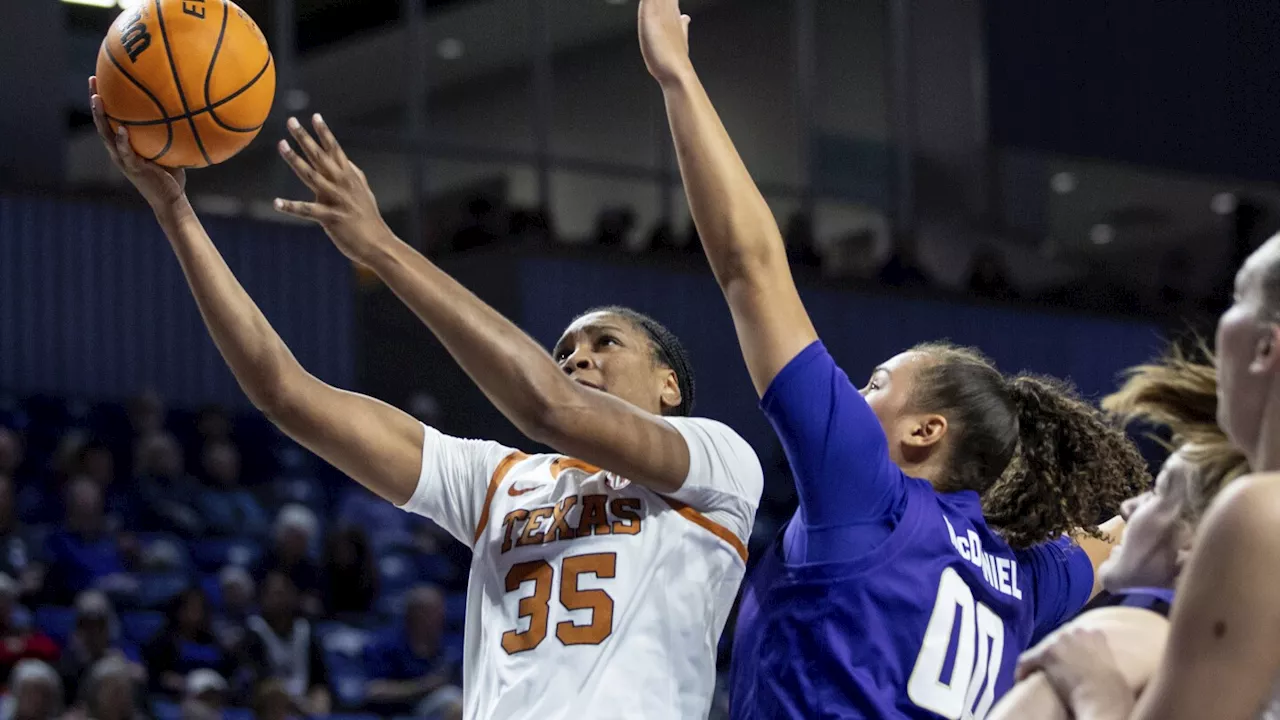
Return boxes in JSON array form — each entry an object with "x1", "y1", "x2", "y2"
[
  {"x1": 250, "y1": 679, "x2": 297, "y2": 720},
  {"x1": 132, "y1": 432, "x2": 203, "y2": 537},
  {"x1": 262, "y1": 506, "x2": 322, "y2": 616},
  {"x1": 179, "y1": 669, "x2": 227, "y2": 720},
  {"x1": 0, "y1": 576, "x2": 56, "y2": 679},
  {"x1": 16, "y1": 431, "x2": 87, "y2": 528},
  {"x1": 0, "y1": 477, "x2": 44, "y2": 600},
  {"x1": 194, "y1": 441, "x2": 268, "y2": 538},
  {"x1": 128, "y1": 391, "x2": 165, "y2": 440},
  {"x1": 241, "y1": 572, "x2": 330, "y2": 716},
  {"x1": 78, "y1": 441, "x2": 135, "y2": 531},
  {"x1": 0, "y1": 659, "x2": 62, "y2": 720},
  {"x1": 213, "y1": 567, "x2": 254, "y2": 653},
  {"x1": 321, "y1": 526, "x2": 376, "y2": 617},
  {"x1": 0, "y1": 430, "x2": 23, "y2": 486},
  {"x1": 44, "y1": 480, "x2": 134, "y2": 604},
  {"x1": 195, "y1": 406, "x2": 232, "y2": 446},
  {"x1": 56, "y1": 592, "x2": 144, "y2": 706},
  {"x1": 364, "y1": 585, "x2": 462, "y2": 719},
  {"x1": 143, "y1": 589, "x2": 229, "y2": 698},
  {"x1": 69, "y1": 656, "x2": 145, "y2": 720}
]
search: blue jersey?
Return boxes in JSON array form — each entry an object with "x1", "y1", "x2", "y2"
[
  {"x1": 729, "y1": 342, "x2": 1095, "y2": 719},
  {"x1": 1091, "y1": 587, "x2": 1175, "y2": 618}
]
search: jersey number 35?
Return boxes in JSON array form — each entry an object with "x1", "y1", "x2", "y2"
[
  {"x1": 907, "y1": 567, "x2": 1006, "y2": 720},
  {"x1": 502, "y1": 552, "x2": 617, "y2": 654}
]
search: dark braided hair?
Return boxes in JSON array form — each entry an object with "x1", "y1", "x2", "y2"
[
  {"x1": 577, "y1": 306, "x2": 695, "y2": 416},
  {"x1": 908, "y1": 342, "x2": 1150, "y2": 549}
]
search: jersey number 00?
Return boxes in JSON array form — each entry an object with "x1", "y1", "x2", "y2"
[{"x1": 907, "y1": 567, "x2": 1006, "y2": 720}]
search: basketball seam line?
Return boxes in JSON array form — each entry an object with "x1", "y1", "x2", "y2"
[
  {"x1": 103, "y1": 42, "x2": 174, "y2": 161},
  {"x1": 104, "y1": 54, "x2": 272, "y2": 131},
  {"x1": 154, "y1": 0, "x2": 213, "y2": 167},
  {"x1": 204, "y1": 0, "x2": 245, "y2": 134}
]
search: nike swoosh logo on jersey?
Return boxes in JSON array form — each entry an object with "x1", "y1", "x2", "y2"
[{"x1": 508, "y1": 484, "x2": 538, "y2": 497}]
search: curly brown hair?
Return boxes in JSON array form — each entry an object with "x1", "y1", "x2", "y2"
[
  {"x1": 1102, "y1": 343, "x2": 1249, "y2": 520},
  {"x1": 909, "y1": 342, "x2": 1150, "y2": 549}
]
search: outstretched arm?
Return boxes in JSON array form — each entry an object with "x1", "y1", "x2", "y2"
[
  {"x1": 640, "y1": 0, "x2": 816, "y2": 396},
  {"x1": 272, "y1": 117, "x2": 694, "y2": 493},
  {"x1": 89, "y1": 78, "x2": 422, "y2": 506}
]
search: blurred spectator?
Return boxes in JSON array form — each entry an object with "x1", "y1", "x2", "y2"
[
  {"x1": 321, "y1": 527, "x2": 376, "y2": 617},
  {"x1": 241, "y1": 572, "x2": 330, "y2": 716},
  {"x1": 44, "y1": 480, "x2": 134, "y2": 604},
  {"x1": 364, "y1": 586, "x2": 462, "y2": 719},
  {"x1": 0, "y1": 576, "x2": 57, "y2": 678},
  {"x1": 967, "y1": 245, "x2": 1018, "y2": 301},
  {"x1": 195, "y1": 406, "x2": 232, "y2": 446},
  {"x1": 262, "y1": 506, "x2": 322, "y2": 616},
  {"x1": 128, "y1": 391, "x2": 166, "y2": 439},
  {"x1": 68, "y1": 656, "x2": 145, "y2": 720},
  {"x1": 213, "y1": 567, "x2": 255, "y2": 652},
  {"x1": 251, "y1": 679, "x2": 298, "y2": 720},
  {"x1": 0, "y1": 660, "x2": 62, "y2": 720},
  {"x1": 143, "y1": 589, "x2": 230, "y2": 698},
  {"x1": 0, "y1": 431, "x2": 23, "y2": 485},
  {"x1": 195, "y1": 442, "x2": 268, "y2": 538},
  {"x1": 17, "y1": 431, "x2": 87, "y2": 527},
  {"x1": 179, "y1": 669, "x2": 227, "y2": 720},
  {"x1": 0, "y1": 477, "x2": 45, "y2": 599},
  {"x1": 407, "y1": 393, "x2": 442, "y2": 428},
  {"x1": 78, "y1": 441, "x2": 135, "y2": 531},
  {"x1": 56, "y1": 592, "x2": 144, "y2": 705},
  {"x1": 133, "y1": 433, "x2": 203, "y2": 537}
]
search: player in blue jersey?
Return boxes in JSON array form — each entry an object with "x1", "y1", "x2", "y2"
[
  {"x1": 1011, "y1": 235, "x2": 1280, "y2": 720},
  {"x1": 992, "y1": 350, "x2": 1247, "y2": 719},
  {"x1": 637, "y1": 1, "x2": 1150, "y2": 717}
]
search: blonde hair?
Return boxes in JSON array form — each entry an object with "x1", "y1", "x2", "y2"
[{"x1": 1102, "y1": 343, "x2": 1250, "y2": 519}]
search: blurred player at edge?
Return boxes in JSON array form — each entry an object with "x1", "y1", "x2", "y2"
[
  {"x1": 88, "y1": 76, "x2": 762, "y2": 720},
  {"x1": 636, "y1": 1, "x2": 1149, "y2": 718}
]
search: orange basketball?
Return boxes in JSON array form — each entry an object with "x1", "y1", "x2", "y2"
[{"x1": 95, "y1": 0, "x2": 275, "y2": 168}]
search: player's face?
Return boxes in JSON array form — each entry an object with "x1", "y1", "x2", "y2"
[
  {"x1": 860, "y1": 351, "x2": 932, "y2": 466},
  {"x1": 1216, "y1": 236, "x2": 1280, "y2": 462},
  {"x1": 1097, "y1": 448, "x2": 1197, "y2": 593},
  {"x1": 554, "y1": 312, "x2": 680, "y2": 416}
]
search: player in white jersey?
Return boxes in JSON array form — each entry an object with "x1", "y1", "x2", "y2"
[
  {"x1": 404, "y1": 408, "x2": 757, "y2": 718},
  {"x1": 88, "y1": 80, "x2": 762, "y2": 719}
]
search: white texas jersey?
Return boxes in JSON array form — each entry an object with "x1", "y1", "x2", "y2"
[{"x1": 399, "y1": 416, "x2": 763, "y2": 720}]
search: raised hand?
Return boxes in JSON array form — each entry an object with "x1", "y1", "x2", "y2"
[
  {"x1": 638, "y1": 0, "x2": 693, "y2": 86},
  {"x1": 273, "y1": 115, "x2": 392, "y2": 266},
  {"x1": 89, "y1": 76, "x2": 187, "y2": 213}
]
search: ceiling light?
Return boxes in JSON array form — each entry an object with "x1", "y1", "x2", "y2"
[
  {"x1": 1211, "y1": 192, "x2": 1238, "y2": 216},
  {"x1": 1049, "y1": 171, "x2": 1076, "y2": 194},
  {"x1": 437, "y1": 38, "x2": 464, "y2": 61}
]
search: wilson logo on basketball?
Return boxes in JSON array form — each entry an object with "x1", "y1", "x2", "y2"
[
  {"x1": 121, "y1": 12, "x2": 152, "y2": 63},
  {"x1": 182, "y1": 0, "x2": 208, "y2": 19}
]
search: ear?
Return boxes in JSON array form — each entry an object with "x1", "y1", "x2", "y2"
[
  {"x1": 902, "y1": 414, "x2": 948, "y2": 449},
  {"x1": 658, "y1": 368, "x2": 682, "y2": 413},
  {"x1": 1249, "y1": 323, "x2": 1280, "y2": 374}
]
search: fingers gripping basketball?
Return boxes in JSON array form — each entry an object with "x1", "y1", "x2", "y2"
[{"x1": 94, "y1": 0, "x2": 275, "y2": 168}]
